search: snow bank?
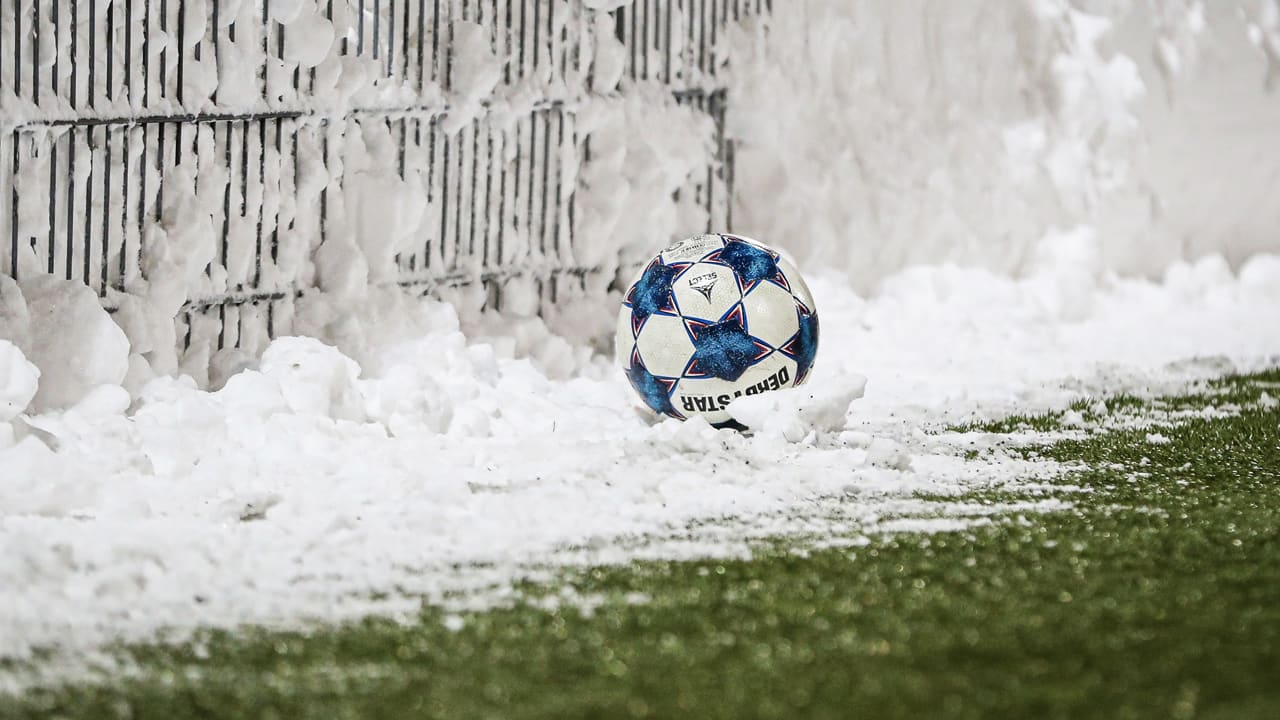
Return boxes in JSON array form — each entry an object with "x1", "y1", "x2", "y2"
[
  {"x1": 16, "y1": 277, "x2": 130, "y2": 413},
  {"x1": 3, "y1": 1, "x2": 1274, "y2": 397},
  {"x1": 0, "y1": 275, "x2": 129, "y2": 413},
  {"x1": 2, "y1": 255, "x2": 1279, "y2": 673},
  {"x1": 730, "y1": 0, "x2": 1280, "y2": 289},
  {"x1": 0, "y1": 341, "x2": 38, "y2": 424},
  {"x1": 727, "y1": 373, "x2": 868, "y2": 443}
]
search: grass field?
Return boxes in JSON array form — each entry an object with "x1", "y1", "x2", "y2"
[{"x1": 5, "y1": 370, "x2": 1279, "y2": 719}]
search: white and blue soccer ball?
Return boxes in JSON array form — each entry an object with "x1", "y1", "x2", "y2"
[{"x1": 615, "y1": 233, "x2": 820, "y2": 426}]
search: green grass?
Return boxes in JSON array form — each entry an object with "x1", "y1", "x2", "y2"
[{"x1": 5, "y1": 371, "x2": 1280, "y2": 719}]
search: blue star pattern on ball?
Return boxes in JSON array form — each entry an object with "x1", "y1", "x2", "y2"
[
  {"x1": 684, "y1": 315, "x2": 772, "y2": 382},
  {"x1": 624, "y1": 260, "x2": 679, "y2": 333},
  {"x1": 715, "y1": 238, "x2": 791, "y2": 295},
  {"x1": 626, "y1": 356, "x2": 682, "y2": 419},
  {"x1": 781, "y1": 309, "x2": 820, "y2": 384}
]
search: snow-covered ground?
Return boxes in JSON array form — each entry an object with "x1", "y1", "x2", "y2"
[{"x1": 2, "y1": 248, "x2": 1279, "y2": 673}]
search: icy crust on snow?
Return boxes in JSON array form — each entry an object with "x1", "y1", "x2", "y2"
[
  {"x1": 2, "y1": 252, "x2": 1280, "y2": 673},
  {"x1": 730, "y1": 0, "x2": 1280, "y2": 290}
]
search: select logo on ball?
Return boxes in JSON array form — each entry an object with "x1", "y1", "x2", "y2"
[{"x1": 687, "y1": 273, "x2": 720, "y2": 302}]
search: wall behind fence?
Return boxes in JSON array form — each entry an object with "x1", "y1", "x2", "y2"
[{"x1": 1, "y1": 0, "x2": 769, "y2": 379}]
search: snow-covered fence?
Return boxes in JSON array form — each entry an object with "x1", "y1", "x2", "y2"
[{"x1": 1, "y1": 0, "x2": 763, "y2": 356}]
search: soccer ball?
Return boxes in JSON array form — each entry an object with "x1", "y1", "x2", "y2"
[{"x1": 615, "y1": 233, "x2": 820, "y2": 426}]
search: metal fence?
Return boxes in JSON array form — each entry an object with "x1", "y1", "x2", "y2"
[{"x1": 1, "y1": 1, "x2": 766, "y2": 356}]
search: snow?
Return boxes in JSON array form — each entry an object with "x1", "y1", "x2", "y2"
[
  {"x1": 10, "y1": 276, "x2": 130, "y2": 413},
  {"x1": 728, "y1": 0, "x2": 1280, "y2": 289},
  {"x1": 727, "y1": 373, "x2": 868, "y2": 443},
  {"x1": 1, "y1": 255, "x2": 1279, "y2": 676},
  {"x1": 257, "y1": 337, "x2": 367, "y2": 420},
  {"x1": 0, "y1": 341, "x2": 39, "y2": 424}
]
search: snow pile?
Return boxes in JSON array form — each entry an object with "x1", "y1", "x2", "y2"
[
  {"x1": 730, "y1": 0, "x2": 1280, "y2": 289},
  {"x1": 17, "y1": 278, "x2": 130, "y2": 412},
  {"x1": 0, "y1": 275, "x2": 130, "y2": 413},
  {"x1": 4, "y1": 1, "x2": 1274, "y2": 406},
  {"x1": 1, "y1": 250, "x2": 1279, "y2": 673},
  {"x1": 0, "y1": 341, "x2": 38, "y2": 423},
  {"x1": 727, "y1": 373, "x2": 869, "y2": 443}
]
